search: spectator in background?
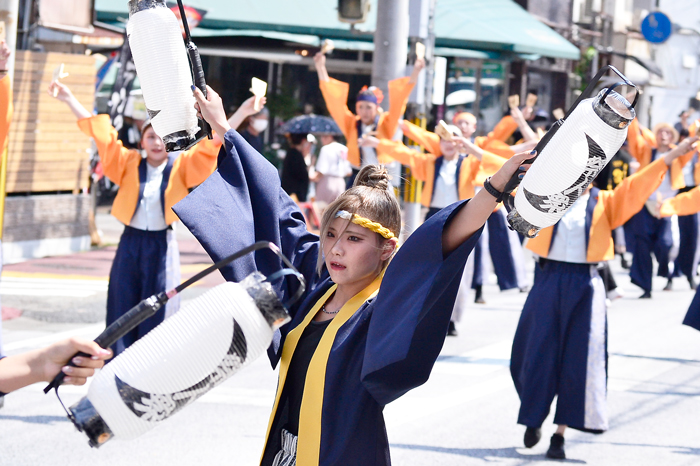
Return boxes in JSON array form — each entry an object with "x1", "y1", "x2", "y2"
[
  {"x1": 239, "y1": 106, "x2": 269, "y2": 154},
  {"x1": 281, "y1": 133, "x2": 312, "y2": 202},
  {"x1": 311, "y1": 134, "x2": 351, "y2": 207},
  {"x1": 675, "y1": 109, "x2": 693, "y2": 137}
]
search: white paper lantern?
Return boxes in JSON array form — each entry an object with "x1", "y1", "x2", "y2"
[
  {"x1": 69, "y1": 273, "x2": 290, "y2": 448},
  {"x1": 127, "y1": 0, "x2": 199, "y2": 151},
  {"x1": 507, "y1": 88, "x2": 635, "y2": 237}
]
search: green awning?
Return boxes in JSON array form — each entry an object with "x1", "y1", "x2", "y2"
[
  {"x1": 434, "y1": 0, "x2": 580, "y2": 60},
  {"x1": 95, "y1": 0, "x2": 578, "y2": 60},
  {"x1": 433, "y1": 47, "x2": 500, "y2": 60}
]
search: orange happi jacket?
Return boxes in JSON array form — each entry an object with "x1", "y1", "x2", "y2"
[
  {"x1": 660, "y1": 184, "x2": 700, "y2": 217},
  {"x1": 0, "y1": 75, "x2": 11, "y2": 161},
  {"x1": 78, "y1": 115, "x2": 220, "y2": 226},
  {"x1": 377, "y1": 139, "x2": 507, "y2": 208},
  {"x1": 527, "y1": 157, "x2": 672, "y2": 263},
  {"x1": 626, "y1": 118, "x2": 694, "y2": 189},
  {"x1": 319, "y1": 77, "x2": 415, "y2": 168},
  {"x1": 400, "y1": 116, "x2": 519, "y2": 160}
]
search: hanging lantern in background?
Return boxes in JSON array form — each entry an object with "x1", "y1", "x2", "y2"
[
  {"x1": 127, "y1": 0, "x2": 200, "y2": 152},
  {"x1": 68, "y1": 272, "x2": 292, "y2": 448},
  {"x1": 504, "y1": 66, "x2": 638, "y2": 238}
]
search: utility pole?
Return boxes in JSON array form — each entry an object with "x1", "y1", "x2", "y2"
[
  {"x1": 371, "y1": 0, "x2": 411, "y2": 236},
  {"x1": 400, "y1": 0, "x2": 435, "y2": 236},
  {"x1": 371, "y1": 0, "x2": 409, "y2": 104}
]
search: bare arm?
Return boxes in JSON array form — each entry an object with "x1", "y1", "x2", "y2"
[
  {"x1": 227, "y1": 95, "x2": 267, "y2": 130},
  {"x1": 314, "y1": 52, "x2": 330, "y2": 82},
  {"x1": 663, "y1": 137, "x2": 698, "y2": 165},
  {"x1": 510, "y1": 140, "x2": 538, "y2": 153},
  {"x1": 455, "y1": 136, "x2": 485, "y2": 159},
  {"x1": 48, "y1": 81, "x2": 92, "y2": 120},
  {"x1": 510, "y1": 106, "x2": 537, "y2": 142},
  {"x1": 442, "y1": 150, "x2": 535, "y2": 254},
  {"x1": 0, "y1": 338, "x2": 111, "y2": 393},
  {"x1": 408, "y1": 57, "x2": 425, "y2": 85}
]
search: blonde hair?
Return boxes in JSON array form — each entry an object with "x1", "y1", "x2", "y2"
[{"x1": 316, "y1": 165, "x2": 401, "y2": 274}]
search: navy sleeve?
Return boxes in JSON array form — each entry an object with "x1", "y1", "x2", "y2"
[
  {"x1": 361, "y1": 201, "x2": 480, "y2": 405},
  {"x1": 173, "y1": 130, "x2": 320, "y2": 317}
]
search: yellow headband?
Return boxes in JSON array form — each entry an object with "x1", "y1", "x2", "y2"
[{"x1": 335, "y1": 210, "x2": 396, "y2": 240}]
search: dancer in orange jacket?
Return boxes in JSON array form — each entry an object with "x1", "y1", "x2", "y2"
[
  {"x1": 313, "y1": 52, "x2": 424, "y2": 172},
  {"x1": 48, "y1": 81, "x2": 261, "y2": 355}
]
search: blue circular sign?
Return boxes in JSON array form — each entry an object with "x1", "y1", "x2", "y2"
[{"x1": 641, "y1": 12, "x2": 672, "y2": 43}]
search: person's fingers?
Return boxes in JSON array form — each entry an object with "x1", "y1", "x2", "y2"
[
  {"x1": 192, "y1": 86, "x2": 206, "y2": 104},
  {"x1": 205, "y1": 85, "x2": 219, "y2": 101},
  {"x1": 61, "y1": 374, "x2": 89, "y2": 386},
  {"x1": 69, "y1": 355, "x2": 107, "y2": 368},
  {"x1": 512, "y1": 149, "x2": 537, "y2": 164},
  {"x1": 68, "y1": 337, "x2": 112, "y2": 360}
]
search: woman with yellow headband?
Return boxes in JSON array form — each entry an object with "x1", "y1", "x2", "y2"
[{"x1": 177, "y1": 85, "x2": 534, "y2": 466}]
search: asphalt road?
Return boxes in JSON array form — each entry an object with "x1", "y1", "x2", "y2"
[{"x1": 1, "y1": 214, "x2": 699, "y2": 465}]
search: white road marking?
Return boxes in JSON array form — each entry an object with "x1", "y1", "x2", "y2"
[{"x1": 0, "y1": 276, "x2": 108, "y2": 297}]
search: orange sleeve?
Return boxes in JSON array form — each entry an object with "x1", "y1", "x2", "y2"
[
  {"x1": 400, "y1": 120, "x2": 441, "y2": 156},
  {"x1": 0, "y1": 75, "x2": 12, "y2": 155},
  {"x1": 626, "y1": 118, "x2": 654, "y2": 166},
  {"x1": 77, "y1": 114, "x2": 137, "y2": 186},
  {"x1": 600, "y1": 156, "x2": 669, "y2": 230},
  {"x1": 177, "y1": 137, "x2": 221, "y2": 187},
  {"x1": 459, "y1": 155, "x2": 482, "y2": 199},
  {"x1": 474, "y1": 151, "x2": 508, "y2": 186},
  {"x1": 319, "y1": 78, "x2": 357, "y2": 140},
  {"x1": 377, "y1": 139, "x2": 433, "y2": 182},
  {"x1": 378, "y1": 76, "x2": 415, "y2": 140},
  {"x1": 660, "y1": 186, "x2": 700, "y2": 217},
  {"x1": 487, "y1": 115, "x2": 519, "y2": 142}
]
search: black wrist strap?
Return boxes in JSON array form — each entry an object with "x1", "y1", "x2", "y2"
[{"x1": 484, "y1": 177, "x2": 505, "y2": 203}]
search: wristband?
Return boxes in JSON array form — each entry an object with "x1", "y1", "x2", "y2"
[{"x1": 483, "y1": 177, "x2": 506, "y2": 203}]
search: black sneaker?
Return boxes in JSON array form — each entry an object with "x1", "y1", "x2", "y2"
[
  {"x1": 546, "y1": 433, "x2": 565, "y2": 459},
  {"x1": 523, "y1": 427, "x2": 541, "y2": 448},
  {"x1": 663, "y1": 279, "x2": 673, "y2": 291},
  {"x1": 447, "y1": 321, "x2": 458, "y2": 337},
  {"x1": 639, "y1": 291, "x2": 652, "y2": 299}
]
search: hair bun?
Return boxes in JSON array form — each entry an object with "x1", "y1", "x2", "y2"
[{"x1": 353, "y1": 164, "x2": 391, "y2": 191}]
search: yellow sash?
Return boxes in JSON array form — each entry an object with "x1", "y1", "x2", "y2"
[{"x1": 261, "y1": 273, "x2": 383, "y2": 465}]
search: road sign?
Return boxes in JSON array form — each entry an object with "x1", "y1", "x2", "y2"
[{"x1": 641, "y1": 11, "x2": 672, "y2": 44}]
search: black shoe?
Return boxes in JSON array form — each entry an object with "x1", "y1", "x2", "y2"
[
  {"x1": 523, "y1": 427, "x2": 541, "y2": 448},
  {"x1": 620, "y1": 255, "x2": 630, "y2": 269},
  {"x1": 447, "y1": 321, "x2": 458, "y2": 336},
  {"x1": 639, "y1": 291, "x2": 652, "y2": 299},
  {"x1": 474, "y1": 286, "x2": 486, "y2": 304},
  {"x1": 546, "y1": 433, "x2": 566, "y2": 459},
  {"x1": 689, "y1": 276, "x2": 697, "y2": 290},
  {"x1": 663, "y1": 279, "x2": 673, "y2": 291}
]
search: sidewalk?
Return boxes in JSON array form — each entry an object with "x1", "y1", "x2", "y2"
[{"x1": 0, "y1": 207, "x2": 224, "y2": 322}]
